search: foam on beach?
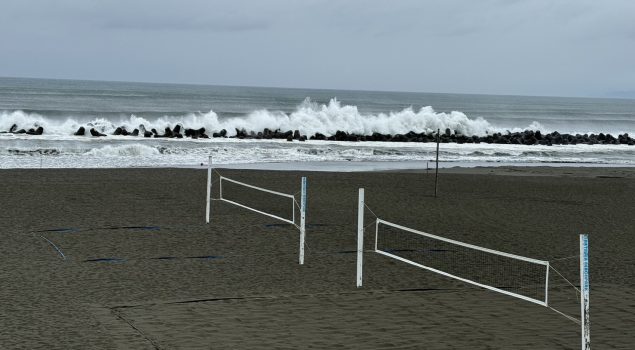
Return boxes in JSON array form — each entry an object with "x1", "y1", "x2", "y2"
[{"x1": 1, "y1": 136, "x2": 633, "y2": 169}]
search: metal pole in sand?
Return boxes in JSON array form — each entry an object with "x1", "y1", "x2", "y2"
[
  {"x1": 206, "y1": 155, "x2": 212, "y2": 224},
  {"x1": 356, "y1": 188, "x2": 365, "y2": 287},
  {"x1": 435, "y1": 129, "x2": 440, "y2": 197},
  {"x1": 298, "y1": 177, "x2": 307, "y2": 265},
  {"x1": 580, "y1": 234, "x2": 590, "y2": 350}
]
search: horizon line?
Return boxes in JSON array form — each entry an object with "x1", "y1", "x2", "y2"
[{"x1": 0, "y1": 75, "x2": 633, "y2": 102}]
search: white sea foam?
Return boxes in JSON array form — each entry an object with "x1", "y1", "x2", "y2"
[
  {"x1": 83, "y1": 144, "x2": 161, "y2": 157},
  {"x1": 1, "y1": 99, "x2": 562, "y2": 138},
  {"x1": 1, "y1": 136, "x2": 633, "y2": 169}
]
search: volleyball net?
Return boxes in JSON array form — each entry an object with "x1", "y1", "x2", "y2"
[
  {"x1": 355, "y1": 188, "x2": 590, "y2": 349},
  {"x1": 218, "y1": 176, "x2": 298, "y2": 226},
  {"x1": 205, "y1": 157, "x2": 307, "y2": 264},
  {"x1": 374, "y1": 218, "x2": 549, "y2": 305}
]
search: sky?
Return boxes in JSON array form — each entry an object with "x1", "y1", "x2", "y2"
[{"x1": 0, "y1": 0, "x2": 634, "y2": 98}]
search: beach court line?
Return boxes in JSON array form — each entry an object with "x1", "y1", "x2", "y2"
[
  {"x1": 106, "y1": 287, "x2": 462, "y2": 310},
  {"x1": 111, "y1": 308, "x2": 162, "y2": 350},
  {"x1": 37, "y1": 235, "x2": 66, "y2": 260}
]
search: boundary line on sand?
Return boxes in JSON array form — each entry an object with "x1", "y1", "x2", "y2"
[
  {"x1": 38, "y1": 235, "x2": 66, "y2": 260},
  {"x1": 107, "y1": 288, "x2": 462, "y2": 310},
  {"x1": 111, "y1": 308, "x2": 162, "y2": 350}
]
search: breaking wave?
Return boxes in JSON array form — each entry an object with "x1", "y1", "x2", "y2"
[{"x1": 1, "y1": 98, "x2": 551, "y2": 138}]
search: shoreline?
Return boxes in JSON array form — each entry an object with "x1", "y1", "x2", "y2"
[
  {"x1": 201, "y1": 160, "x2": 635, "y2": 173},
  {"x1": 2, "y1": 136, "x2": 634, "y2": 169},
  {"x1": 3, "y1": 159, "x2": 635, "y2": 172}
]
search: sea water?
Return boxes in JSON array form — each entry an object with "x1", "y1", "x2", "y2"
[{"x1": 1, "y1": 77, "x2": 633, "y2": 170}]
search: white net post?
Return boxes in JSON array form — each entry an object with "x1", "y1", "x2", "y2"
[
  {"x1": 219, "y1": 174, "x2": 223, "y2": 198},
  {"x1": 205, "y1": 155, "x2": 212, "y2": 224},
  {"x1": 298, "y1": 177, "x2": 307, "y2": 265},
  {"x1": 545, "y1": 262, "x2": 550, "y2": 306},
  {"x1": 356, "y1": 188, "x2": 364, "y2": 287},
  {"x1": 580, "y1": 234, "x2": 590, "y2": 350},
  {"x1": 374, "y1": 218, "x2": 379, "y2": 251}
]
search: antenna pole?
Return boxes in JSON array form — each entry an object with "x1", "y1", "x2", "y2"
[{"x1": 435, "y1": 129, "x2": 440, "y2": 197}]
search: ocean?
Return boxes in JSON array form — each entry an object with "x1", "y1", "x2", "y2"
[{"x1": 1, "y1": 77, "x2": 633, "y2": 170}]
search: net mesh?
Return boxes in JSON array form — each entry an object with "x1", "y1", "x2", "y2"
[
  {"x1": 219, "y1": 177, "x2": 297, "y2": 225},
  {"x1": 375, "y1": 220, "x2": 548, "y2": 304}
]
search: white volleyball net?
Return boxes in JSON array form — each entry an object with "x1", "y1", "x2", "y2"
[
  {"x1": 218, "y1": 176, "x2": 298, "y2": 226},
  {"x1": 356, "y1": 188, "x2": 590, "y2": 349},
  {"x1": 373, "y1": 218, "x2": 549, "y2": 306},
  {"x1": 205, "y1": 159, "x2": 307, "y2": 264}
]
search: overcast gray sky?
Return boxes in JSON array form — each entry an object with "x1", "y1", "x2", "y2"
[{"x1": 1, "y1": 0, "x2": 633, "y2": 97}]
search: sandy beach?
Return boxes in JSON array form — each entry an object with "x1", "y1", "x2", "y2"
[{"x1": 0, "y1": 166, "x2": 633, "y2": 349}]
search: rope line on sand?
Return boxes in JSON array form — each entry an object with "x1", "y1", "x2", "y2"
[
  {"x1": 28, "y1": 226, "x2": 162, "y2": 235},
  {"x1": 111, "y1": 309, "x2": 162, "y2": 350},
  {"x1": 38, "y1": 235, "x2": 66, "y2": 260},
  {"x1": 108, "y1": 287, "x2": 463, "y2": 310}
]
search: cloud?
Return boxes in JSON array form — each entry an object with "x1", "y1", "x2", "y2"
[
  {"x1": 0, "y1": 0, "x2": 633, "y2": 97},
  {"x1": 94, "y1": 0, "x2": 274, "y2": 32},
  {"x1": 101, "y1": 15, "x2": 269, "y2": 33},
  {"x1": 0, "y1": 0, "x2": 273, "y2": 33}
]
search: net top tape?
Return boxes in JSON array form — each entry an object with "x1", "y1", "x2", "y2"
[
  {"x1": 376, "y1": 219, "x2": 549, "y2": 266},
  {"x1": 219, "y1": 176, "x2": 295, "y2": 199}
]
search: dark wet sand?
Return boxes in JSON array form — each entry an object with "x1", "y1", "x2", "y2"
[{"x1": 0, "y1": 167, "x2": 633, "y2": 349}]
